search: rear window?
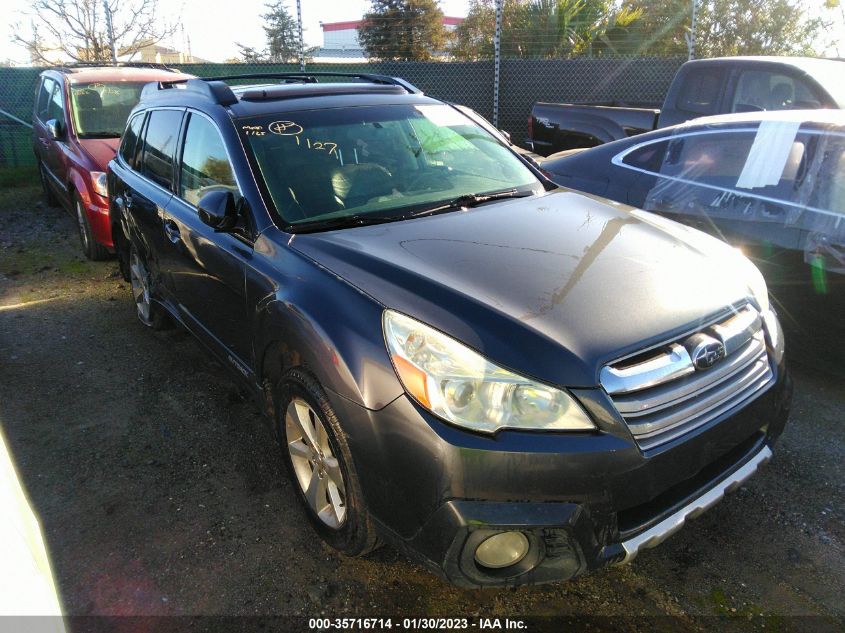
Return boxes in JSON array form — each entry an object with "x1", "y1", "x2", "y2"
[
  {"x1": 676, "y1": 69, "x2": 722, "y2": 116},
  {"x1": 140, "y1": 109, "x2": 183, "y2": 190}
]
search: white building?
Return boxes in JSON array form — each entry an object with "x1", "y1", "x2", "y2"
[{"x1": 316, "y1": 16, "x2": 464, "y2": 61}]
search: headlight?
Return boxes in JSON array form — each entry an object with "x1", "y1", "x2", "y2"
[
  {"x1": 383, "y1": 310, "x2": 595, "y2": 434},
  {"x1": 91, "y1": 171, "x2": 108, "y2": 197}
]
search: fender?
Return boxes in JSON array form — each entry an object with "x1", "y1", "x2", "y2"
[
  {"x1": 252, "y1": 251, "x2": 404, "y2": 414},
  {"x1": 67, "y1": 166, "x2": 91, "y2": 206}
]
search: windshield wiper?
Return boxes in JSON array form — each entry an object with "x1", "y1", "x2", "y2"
[
  {"x1": 290, "y1": 213, "x2": 404, "y2": 233},
  {"x1": 290, "y1": 189, "x2": 536, "y2": 233},
  {"x1": 408, "y1": 189, "x2": 534, "y2": 218}
]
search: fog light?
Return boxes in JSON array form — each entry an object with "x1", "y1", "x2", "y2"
[{"x1": 474, "y1": 531, "x2": 530, "y2": 569}]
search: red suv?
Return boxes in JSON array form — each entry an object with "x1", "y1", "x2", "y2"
[{"x1": 33, "y1": 65, "x2": 191, "y2": 259}]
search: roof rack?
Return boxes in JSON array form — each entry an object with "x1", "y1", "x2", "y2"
[
  {"x1": 140, "y1": 72, "x2": 422, "y2": 107},
  {"x1": 53, "y1": 61, "x2": 179, "y2": 73}
]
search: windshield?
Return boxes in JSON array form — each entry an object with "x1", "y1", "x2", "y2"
[
  {"x1": 238, "y1": 103, "x2": 542, "y2": 229},
  {"x1": 70, "y1": 82, "x2": 146, "y2": 138}
]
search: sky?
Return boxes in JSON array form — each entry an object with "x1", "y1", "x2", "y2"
[{"x1": 1, "y1": 0, "x2": 843, "y2": 65}]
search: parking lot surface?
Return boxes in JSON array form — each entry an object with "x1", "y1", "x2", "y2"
[{"x1": 1, "y1": 186, "x2": 843, "y2": 630}]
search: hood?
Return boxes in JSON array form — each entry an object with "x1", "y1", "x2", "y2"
[
  {"x1": 290, "y1": 190, "x2": 759, "y2": 387},
  {"x1": 78, "y1": 138, "x2": 120, "y2": 171}
]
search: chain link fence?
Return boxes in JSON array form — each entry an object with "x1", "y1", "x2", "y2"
[{"x1": 0, "y1": 56, "x2": 684, "y2": 168}]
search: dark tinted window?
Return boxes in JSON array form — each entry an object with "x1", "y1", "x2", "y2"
[
  {"x1": 179, "y1": 113, "x2": 240, "y2": 207},
  {"x1": 676, "y1": 69, "x2": 722, "y2": 115},
  {"x1": 44, "y1": 80, "x2": 65, "y2": 123},
  {"x1": 36, "y1": 77, "x2": 55, "y2": 120},
  {"x1": 621, "y1": 139, "x2": 670, "y2": 171},
  {"x1": 141, "y1": 109, "x2": 182, "y2": 189},
  {"x1": 120, "y1": 112, "x2": 145, "y2": 169}
]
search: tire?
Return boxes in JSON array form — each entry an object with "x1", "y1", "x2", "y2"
[
  {"x1": 277, "y1": 369, "x2": 379, "y2": 556},
  {"x1": 38, "y1": 162, "x2": 59, "y2": 207},
  {"x1": 128, "y1": 244, "x2": 170, "y2": 330},
  {"x1": 74, "y1": 193, "x2": 109, "y2": 260}
]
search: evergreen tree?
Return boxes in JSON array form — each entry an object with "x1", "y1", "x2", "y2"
[
  {"x1": 358, "y1": 0, "x2": 449, "y2": 61},
  {"x1": 263, "y1": 0, "x2": 300, "y2": 63},
  {"x1": 696, "y1": 0, "x2": 828, "y2": 56}
]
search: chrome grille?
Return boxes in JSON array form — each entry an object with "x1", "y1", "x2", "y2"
[{"x1": 601, "y1": 305, "x2": 773, "y2": 451}]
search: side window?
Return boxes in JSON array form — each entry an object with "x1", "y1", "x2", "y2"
[
  {"x1": 676, "y1": 69, "x2": 722, "y2": 116},
  {"x1": 141, "y1": 109, "x2": 183, "y2": 190},
  {"x1": 44, "y1": 80, "x2": 65, "y2": 123},
  {"x1": 620, "y1": 139, "x2": 671, "y2": 172},
  {"x1": 731, "y1": 71, "x2": 820, "y2": 112},
  {"x1": 179, "y1": 113, "x2": 240, "y2": 207},
  {"x1": 119, "y1": 112, "x2": 144, "y2": 169},
  {"x1": 35, "y1": 77, "x2": 55, "y2": 121}
]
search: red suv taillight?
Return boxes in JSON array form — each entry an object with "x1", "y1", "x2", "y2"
[{"x1": 527, "y1": 115, "x2": 534, "y2": 140}]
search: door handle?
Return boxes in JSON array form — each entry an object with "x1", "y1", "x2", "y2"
[{"x1": 164, "y1": 218, "x2": 181, "y2": 243}]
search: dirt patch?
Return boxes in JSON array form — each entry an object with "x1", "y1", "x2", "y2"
[{"x1": 1, "y1": 186, "x2": 843, "y2": 629}]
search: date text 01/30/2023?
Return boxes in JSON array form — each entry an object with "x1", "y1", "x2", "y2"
[{"x1": 308, "y1": 617, "x2": 527, "y2": 630}]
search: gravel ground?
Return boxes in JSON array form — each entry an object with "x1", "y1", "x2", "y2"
[{"x1": 1, "y1": 185, "x2": 843, "y2": 631}]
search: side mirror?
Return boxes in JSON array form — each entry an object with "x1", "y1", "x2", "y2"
[
  {"x1": 197, "y1": 190, "x2": 238, "y2": 231},
  {"x1": 45, "y1": 118, "x2": 63, "y2": 140},
  {"x1": 498, "y1": 129, "x2": 512, "y2": 143}
]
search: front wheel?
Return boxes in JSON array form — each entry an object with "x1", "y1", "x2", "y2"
[
  {"x1": 75, "y1": 193, "x2": 109, "y2": 260},
  {"x1": 277, "y1": 369, "x2": 379, "y2": 556},
  {"x1": 128, "y1": 245, "x2": 170, "y2": 330}
]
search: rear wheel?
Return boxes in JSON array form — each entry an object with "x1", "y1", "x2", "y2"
[
  {"x1": 128, "y1": 245, "x2": 170, "y2": 330},
  {"x1": 277, "y1": 369, "x2": 379, "y2": 556},
  {"x1": 38, "y1": 162, "x2": 58, "y2": 207},
  {"x1": 75, "y1": 193, "x2": 109, "y2": 260}
]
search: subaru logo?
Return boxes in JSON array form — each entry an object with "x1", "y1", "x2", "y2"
[{"x1": 685, "y1": 333, "x2": 726, "y2": 370}]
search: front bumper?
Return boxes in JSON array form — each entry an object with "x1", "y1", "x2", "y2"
[{"x1": 329, "y1": 358, "x2": 792, "y2": 587}]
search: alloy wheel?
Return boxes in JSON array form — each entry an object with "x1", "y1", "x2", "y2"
[
  {"x1": 285, "y1": 398, "x2": 347, "y2": 529},
  {"x1": 129, "y1": 251, "x2": 152, "y2": 324}
]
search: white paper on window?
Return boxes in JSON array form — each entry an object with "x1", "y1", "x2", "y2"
[{"x1": 735, "y1": 120, "x2": 801, "y2": 189}]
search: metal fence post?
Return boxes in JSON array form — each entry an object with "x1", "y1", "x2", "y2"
[
  {"x1": 688, "y1": 0, "x2": 698, "y2": 60},
  {"x1": 493, "y1": 0, "x2": 503, "y2": 127},
  {"x1": 296, "y1": 0, "x2": 305, "y2": 72}
]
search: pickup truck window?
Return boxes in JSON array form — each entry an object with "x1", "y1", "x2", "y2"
[
  {"x1": 731, "y1": 71, "x2": 819, "y2": 112},
  {"x1": 70, "y1": 82, "x2": 146, "y2": 139},
  {"x1": 179, "y1": 113, "x2": 241, "y2": 207},
  {"x1": 676, "y1": 69, "x2": 722, "y2": 116},
  {"x1": 141, "y1": 109, "x2": 183, "y2": 190},
  {"x1": 239, "y1": 104, "x2": 540, "y2": 228}
]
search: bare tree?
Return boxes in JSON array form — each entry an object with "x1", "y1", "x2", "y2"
[{"x1": 13, "y1": 0, "x2": 178, "y2": 64}]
